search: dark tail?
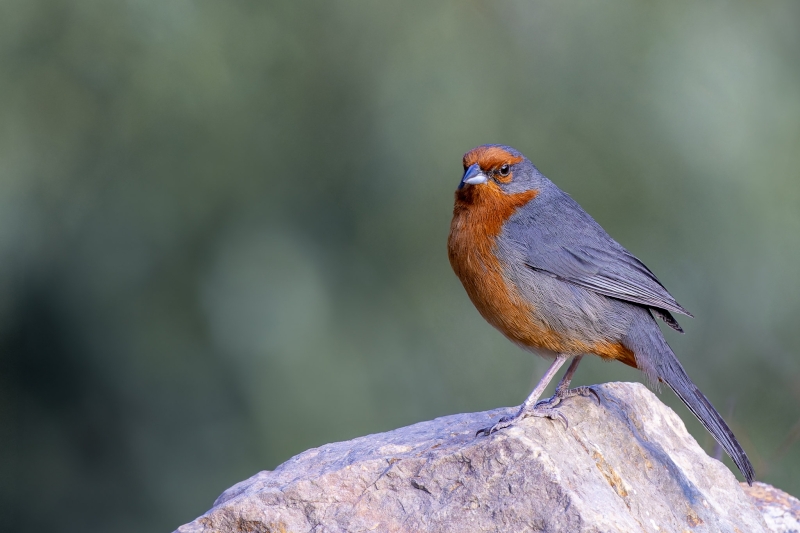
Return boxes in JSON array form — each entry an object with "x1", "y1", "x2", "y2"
[{"x1": 625, "y1": 312, "x2": 755, "y2": 485}]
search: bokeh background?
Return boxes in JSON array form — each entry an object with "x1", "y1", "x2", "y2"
[{"x1": 2, "y1": 1, "x2": 799, "y2": 531}]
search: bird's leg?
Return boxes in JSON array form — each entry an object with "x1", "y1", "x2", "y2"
[
  {"x1": 477, "y1": 354, "x2": 569, "y2": 436},
  {"x1": 536, "y1": 355, "x2": 599, "y2": 409}
]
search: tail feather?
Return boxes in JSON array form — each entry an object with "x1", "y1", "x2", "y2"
[
  {"x1": 661, "y1": 359, "x2": 755, "y2": 485},
  {"x1": 625, "y1": 314, "x2": 755, "y2": 485}
]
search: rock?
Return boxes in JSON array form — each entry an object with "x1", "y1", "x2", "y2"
[
  {"x1": 741, "y1": 482, "x2": 800, "y2": 533},
  {"x1": 176, "y1": 382, "x2": 771, "y2": 533}
]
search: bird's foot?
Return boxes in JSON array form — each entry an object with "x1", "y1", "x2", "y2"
[
  {"x1": 476, "y1": 405, "x2": 568, "y2": 436},
  {"x1": 535, "y1": 385, "x2": 600, "y2": 410},
  {"x1": 477, "y1": 386, "x2": 600, "y2": 436}
]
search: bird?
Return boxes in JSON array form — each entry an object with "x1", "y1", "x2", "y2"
[{"x1": 447, "y1": 144, "x2": 754, "y2": 485}]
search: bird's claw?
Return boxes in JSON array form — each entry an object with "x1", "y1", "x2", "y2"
[
  {"x1": 537, "y1": 385, "x2": 600, "y2": 409},
  {"x1": 478, "y1": 385, "x2": 602, "y2": 435},
  {"x1": 476, "y1": 407, "x2": 569, "y2": 436},
  {"x1": 476, "y1": 414, "x2": 514, "y2": 436},
  {"x1": 532, "y1": 407, "x2": 569, "y2": 429},
  {"x1": 568, "y1": 385, "x2": 600, "y2": 405}
]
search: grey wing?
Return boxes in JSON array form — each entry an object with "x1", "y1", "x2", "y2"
[{"x1": 506, "y1": 189, "x2": 692, "y2": 331}]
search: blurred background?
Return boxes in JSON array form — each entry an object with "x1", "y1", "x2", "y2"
[{"x1": 1, "y1": 1, "x2": 799, "y2": 531}]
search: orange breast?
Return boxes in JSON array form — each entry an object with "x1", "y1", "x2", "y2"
[{"x1": 447, "y1": 182, "x2": 637, "y2": 367}]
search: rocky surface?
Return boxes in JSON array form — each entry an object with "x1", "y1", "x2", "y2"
[
  {"x1": 176, "y1": 382, "x2": 774, "y2": 533},
  {"x1": 742, "y1": 482, "x2": 800, "y2": 533}
]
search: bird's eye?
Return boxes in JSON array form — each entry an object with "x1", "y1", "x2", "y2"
[{"x1": 498, "y1": 164, "x2": 510, "y2": 177}]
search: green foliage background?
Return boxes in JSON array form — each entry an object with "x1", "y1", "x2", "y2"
[{"x1": 2, "y1": 1, "x2": 799, "y2": 531}]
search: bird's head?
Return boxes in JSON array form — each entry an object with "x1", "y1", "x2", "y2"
[{"x1": 456, "y1": 145, "x2": 542, "y2": 206}]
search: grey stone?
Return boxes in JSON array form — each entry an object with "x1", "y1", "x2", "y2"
[
  {"x1": 176, "y1": 382, "x2": 771, "y2": 533},
  {"x1": 742, "y1": 482, "x2": 800, "y2": 533}
]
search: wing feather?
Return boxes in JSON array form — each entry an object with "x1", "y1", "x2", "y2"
[{"x1": 506, "y1": 189, "x2": 692, "y2": 331}]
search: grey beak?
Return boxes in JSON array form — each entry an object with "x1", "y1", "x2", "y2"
[{"x1": 459, "y1": 163, "x2": 488, "y2": 189}]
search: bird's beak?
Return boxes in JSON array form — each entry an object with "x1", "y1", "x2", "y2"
[{"x1": 459, "y1": 163, "x2": 488, "y2": 189}]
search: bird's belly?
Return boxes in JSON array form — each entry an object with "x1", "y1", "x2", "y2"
[
  {"x1": 449, "y1": 230, "x2": 632, "y2": 362},
  {"x1": 448, "y1": 235, "x2": 575, "y2": 355},
  {"x1": 447, "y1": 200, "x2": 636, "y2": 364},
  {"x1": 464, "y1": 266, "x2": 591, "y2": 356},
  {"x1": 501, "y1": 254, "x2": 636, "y2": 363}
]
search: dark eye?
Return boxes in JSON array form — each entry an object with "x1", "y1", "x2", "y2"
[{"x1": 498, "y1": 164, "x2": 510, "y2": 177}]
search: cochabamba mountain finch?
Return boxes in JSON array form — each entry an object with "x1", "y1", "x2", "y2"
[{"x1": 447, "y1": 144, "x2": 753, "y2": 484}]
